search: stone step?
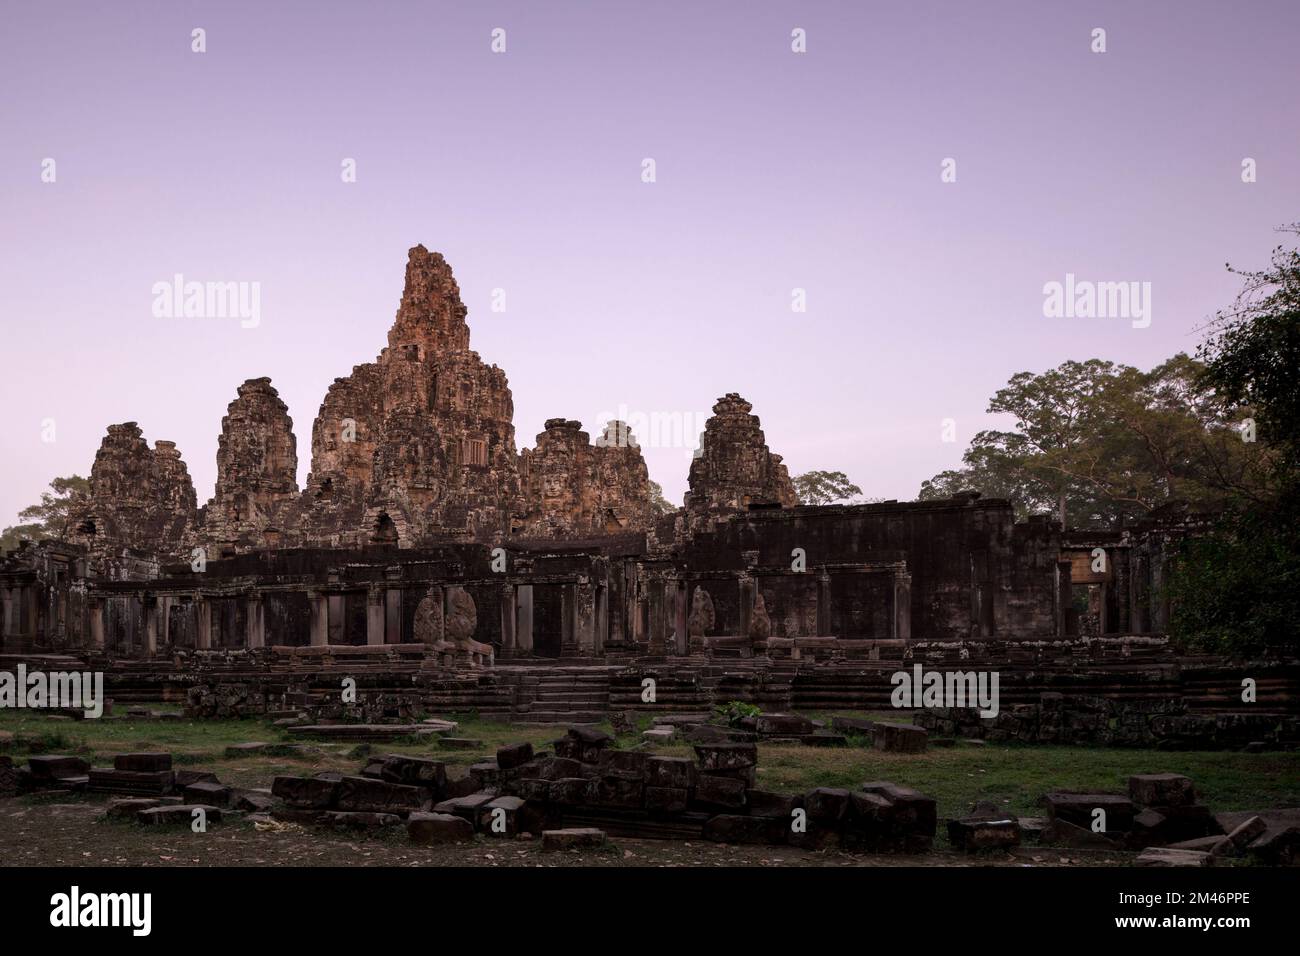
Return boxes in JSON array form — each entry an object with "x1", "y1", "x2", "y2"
[{"x1": 515, "y1": 710, "x2": 607, "y2": 723}]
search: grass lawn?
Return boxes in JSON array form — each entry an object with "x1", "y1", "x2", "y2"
[{"x1": 2, "y1": 708, "x2": 1295, "y2": 821}]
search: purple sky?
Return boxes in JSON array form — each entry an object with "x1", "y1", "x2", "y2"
[{"x1": 2, "y1": 0, "x2": 1297, "y2": 529}]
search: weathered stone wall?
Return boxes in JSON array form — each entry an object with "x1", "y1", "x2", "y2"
[
  {"x1": 516, "y1": 419, "x2": 655, "y2": 537},
  {"x1": 686, "y1": 393, "x2": 796, "y2": 531},
  {"x1": 70, "y1": 423, "x2": 198, "y2": 557}
]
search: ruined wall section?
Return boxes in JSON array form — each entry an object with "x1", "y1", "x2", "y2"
[
  {"x1": 286, "y1": 245, "x2": 521, "y2": 546},
  {"x1": 685, "y1": 393, "x2": 796, "y2": 532},
  {"x1": 203, "y1": 378, "x2": 299, "y2": 550},
  {"x1": 70, "y1": 423, "x2": 198, "y2": 557},
  {"x1": 516, "y1": 420, "x2": 656, "y2": 538}
]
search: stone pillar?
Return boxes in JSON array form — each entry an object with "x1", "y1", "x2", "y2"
[
  {"x1": 647, "y1": 579, "x2": 666, "y2": 653},
  {"x1": 246, "y1": 593, "x2": 265, "y2": 649},
  {"x1": 26, "y1": 586, "x2": 41, "y2": 642},
  {"x1": 1129, "y1": 552, "x2": 1149, "y2": 635},
  {"x1": 500, "y1": 584, "x2": 517, "y2": 657},
  {"x1": 309, "y1": 590, "x2": 328, "y2": 647},
  {"x1": 515, "y1": 584, "x2": 534, "y2": 653},
  {"x1": 575, "y1": 579, "x2": 595, "y2": 654},
  {"x1": 894, "y1": 571, "x2": 912, "y2": 643},
  {"x1": 561, "y1": 583, "x2": 577, "y2": 656},
  {"x1": 1152, "y1": 555, "x2": 1170, "y2": 633},
  {"x1": 88, "y1": 596, "x2": 105, "y2": 650},
  {"x1": 366, "y1": 587, "x2": 385, "y2": 646},
  {"x1": 327, "y1": 594, "x2": 345, "y2": 644},
  {"x1": 195, "y1": 596, "x2": 212, "y2": 650},
  {"x1": 160, "y1": 595, "x2": 172, "y2": 648},
  {"x1": 1055, "y1": 561, "x2": 1073, "y2": 638},
  {"x1": 671, "y1": 582, "x2": 687, "y2": 656},
  {"x1": 738, "y1": 575, "x2": 754, "y2": 639},
  {"x1": 144, "y1": 597, "x2": 159, "y2": 658},
  {"x1": 385, "y1": 588, "x2": 402, "y2": 644},
  {"x1": 0, "y1": 587, "x2": 12, "y2": 646},
  {"x1": 816, "y1": 573, "x2": 831, "y2": 636}
]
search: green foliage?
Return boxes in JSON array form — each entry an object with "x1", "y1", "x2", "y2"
[
  {"x1": 919, "y1": 356, "x2": 1265, "y2": 528},
  {"x1": 0, "y1": 475, "x2": 90, "y2": 554},
  {"x1": 793, "y1": 470, "x2": 864, "y2": 506},
  {"x1": 714, "y1": 700, "x2": 761, "y2": 726},
  {"x1": 647, "y1": 480, "x2": 675, "y2": 514}
]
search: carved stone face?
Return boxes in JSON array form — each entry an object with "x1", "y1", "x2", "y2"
[{"x1": 542, "y1": 474, "x2": 566, "y2": 499}]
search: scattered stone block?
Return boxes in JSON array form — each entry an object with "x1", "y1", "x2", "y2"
[
  {"x1": 1043, "y1": 792, "x2": 1136, "y2": 832},
  {"x1": 642, "y1": 727, "x2": 675, "y2": 744},
  {"x1": 748, "y1": 790, "x2": 802, "y2": 818},
  {"x1": 432, "y1": 792, "x2": 495, "y2": 823},
  {"x1": 87, "y1": 768, "x2": 175, "y2": 796},
  {"x1": 232, "y1": 789, "x2": 275, "y2": 813},
  {"x1": 105, "y1": 798, "x2": 161, "y2": 820},
  {"x1": 379, "y1": 755, "x2": 446, "y2": 791},
  {"x1": 1222, "y1": 815, "x2": 1267, "y2": 852},
  {"x1": 948, "y1": 817, "x2": 1021, "y2": 851},
  {"x1": 542, "y1": 828, "x2": 606, "y2": 852},
  {"x1": 1128, "y1": 773, "x2": 1196, "y2": 807},
  {"x1": 694, "y1": 743, "x2": 757, "y2": 771},
  {"x1": 872, "y1": 722, "x2": 928, "y2": 753},
  {"x1": 336, "y1": 775, "x2": 432, "y2": 814},
  {"x1": 137, "y1": 804, "x2": 224, "y2": 826},
  {"x1": 646, "y1": 756, "x2": 696, "y2": 790},
  {"x1": 407, "y1": 811, "x2": 474, "y2": 844},
  {"x1": 27, "y1": 755, "x2": 90, "y2": 781},
  {"x1": 755, "y1": 714, "x2": 815, "y2": 736},
  {"x1": 437, "y1": 737, "x2": 483, "y2": 750},
  {"x1": 1136, "y1": 847, "x2": 1215, "y2": 867},
  {"x1": 693, "y1": 774, "x2": 746, "y2": 809},
  {"x1": 831, "y1": 715, "x2": 876, "y2": 735},
  {"x1": 496, "y1": 742, "x2": 534, "y2": 770},
  {"x1": 271, "y1": 775, "x2": 339, "y2": 809},
  {"x1": 645, "y1": 786, "x2": 689, "y2": 814},
  {"x1": 113, "y1": 753, "x2": 172, "y2": 772},
  {"x1": 549, "y1": 778, "x2": 590, "y2": 805},
  {"x1": 184, "y1": 781, "x2": 233, "y2": 807},
  {"x1": 805, "y1": 787, "x2": 853, "y2": 823},
  {"x1": 598, "y1": 750, "x2": 649, "y2": 776},
  {"x1": 174, "y1": 770, "x2": 219, "y2": 788},
  {"x1": 589, "y1": 775, "x2": 643, "y2": 809}
]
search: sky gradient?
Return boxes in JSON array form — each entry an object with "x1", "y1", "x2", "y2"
[{"x1": 1, "y1": 0, "x2": 1297, "y2": 529}]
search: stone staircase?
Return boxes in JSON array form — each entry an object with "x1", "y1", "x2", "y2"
[{"x1": 515, "y1": 668, "x2": 611, "y2": 723}]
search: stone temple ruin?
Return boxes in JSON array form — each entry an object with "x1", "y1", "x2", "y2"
[{"x1": 0, "y1": 246, "x2": 1295, "y2": 749}]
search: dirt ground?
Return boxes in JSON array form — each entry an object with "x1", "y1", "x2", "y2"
[{"x1": 0, "y1": 794, "x2": 1124, "y2": 868}]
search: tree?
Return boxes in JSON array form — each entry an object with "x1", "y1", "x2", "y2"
[
  {"x1": 918, "y1": 357, "x2": 1265, "y2": 528},
  {"x1": 793, "y1": 470, "x2": 864, "y2": 506},
  {"x1": 1166, "y1": 224, "x2": 1300, "y2": 655},
  {"x1": 647, "y1": 480, "x2": 676, "y2": 514},
  {"x1": 0, "y1": 475, "x2": 90, "y2": 554}
]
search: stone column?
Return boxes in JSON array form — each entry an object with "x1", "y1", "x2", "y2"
[
  {"x1": 327, "y1": 594, "x2": 345, "y2": 644},
  {"x1": 575, "y1": 579, "x2": 595, "y2": 654},
  {"x1": 196, "y1": 596, "x2": 212, "y2": 650},
  {"x1": 246, "y1": 593, "x2": 265, "y2": 649},
  {"x1": 309, "y1": 590, "x2": 328, "y2": 647},
  {"x1": 738, "y1": 575, "x2": 754, "y2": 640},
  {"x1": 894, "y1": 571, "x2": 912, "y2": 643},
  {"x1": 500, "y1": 584, "x2": 517, "y2": 657},
  {"x1": 88, "y1": 596, "x2": 105, "y2": 650},
  {"x1": 561, "y1": 583, "x2": 577, "y2": 656},
  {"x1": 668, "y1": 582, "x2": 683, "y2": 655},
  {"x1": 160, "y1": 595, "x2": 172, "y2": 648},
  {"x1": 1055, "y1": 561, "x2": 1074, "y2": 638},
  {"x1": 816, "y1": 573, "x2": 832, "y2": 636},
  {"x1": 385, "y1": 588, "x2": 402, "y2": 644},
  {"x1": 366, "y1": 587, "x2": 385, "y2": 646},
  {"x1": 647, "y1": 578, "x2": 666, "y2": 653},
  {"x1": 143, "y1": 597, "x2": 159, "y2": 658},
  {"x1": 515, "y1": 584, "x2": 534, "y2": 653},
  {"x1": 0, "y1": 587, "x2": 12, "y2": 647}
]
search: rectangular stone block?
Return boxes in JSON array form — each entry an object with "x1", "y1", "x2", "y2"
[
  {"x1": 1043, "y1": 792, "x2": 1135, "y2": 832},
  {"x1": 645, "y1": 786, "x2": 689, "y2": 814},
  {"x1": 87, "y1": 768, "x2": 175, "y2": 796},
  {"x1": 542, "y1": 828, "x2": 606, "y2": 852},
  {"x1": 692, "y1": 774, "x2": 746, "y2": 809},
  {"x1": 271, "y1": 775, "x2": 339, "y2": 809},
  {"x1": 646, "y1": 756, "x2": 697, "y2": 790},
  {"x1": 704, "y1": 814, "x2": 788, "y2": 845},
  {"x1": 872, "y1": 722, "x2": 928, "y2": 753},
  {"x1": 496, "y1": 742, "x2": 534, "y2": 770},
  {"x1": 113, "y1": 753, "x2": 173, "y2": 773},
  {"x1": 1128, "y1": 773, "x2": 1196, "y2": 808},
  {"x1": 379, "y1": 755, "x2": 447, "y2": 791},
  {"x1": 408, "y1": 811, "x2": 474, "y2": 844},
  {"x1": 693, "y1": 743, "x2": 758, "y2": 771},
  {"x1": 589, "y1": 775, "x2": 644, "y2": 809}
]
